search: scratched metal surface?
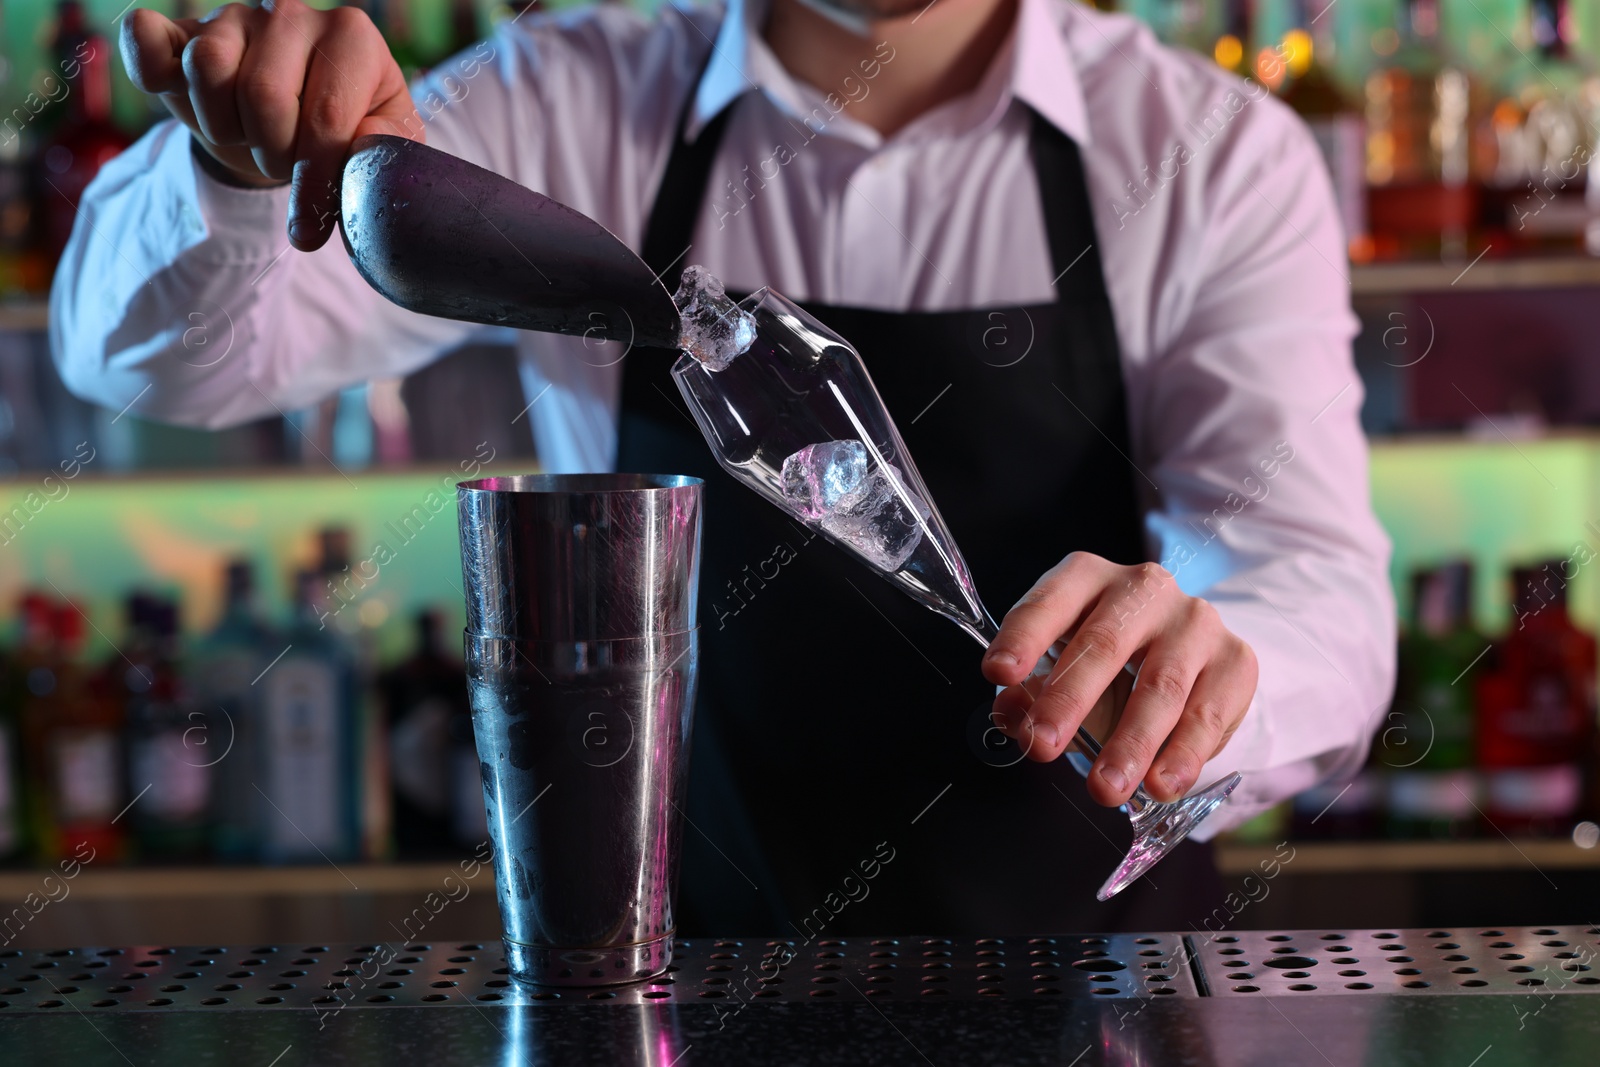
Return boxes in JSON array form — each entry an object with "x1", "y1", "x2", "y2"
[
  {"x1": 1190, "y1": 926, "x2": 1600, "y2": 996},
  {"x1": 0, "y1": 934, "x2": 1193, "y2": 1012}
]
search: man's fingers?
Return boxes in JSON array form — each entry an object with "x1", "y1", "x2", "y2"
[
  {"x1": 982, "y1": 553, "x2": 1109, "y2": 687},
  {"x1": 236, "y1": 2, "x2": 317, "y2": 179},
  {"x1": 1145, "y1": 639, "x2": 1258, "y2": 802},
  {"x1": 121, "y1": 9, "x2": 194, "y2": 94},
  {"x1": 182, "y1": 14, "x2": 248, "y2": 147},
  {"x1": 1020, "y1": 564, "x2": 1178, "y2": 758},
  {"x1": 287, "y1": 10, "x2": 396, "y2": 250},
  {"x1": 357, "y1": 67, "x2": 426, "y2": 144},
  {"x1": 1084, "y1": 639, "x2": 1206, "y2": 805}
]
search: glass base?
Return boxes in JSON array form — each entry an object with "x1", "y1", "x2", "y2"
[
  {"x1": 504, "y1": 933, "x2": 674, "y2": 987},
  {"x1": 1096, "y1": 772, "x2": 1243, "y2": 901}
]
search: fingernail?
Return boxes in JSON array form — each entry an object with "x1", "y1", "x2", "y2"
[
  {"x1": 288, "y1": 219, "x2": 309, "y2": 246},
  {"x1": 1099, "y1": 764, "x2": 1129, "y2": 793},
  {"x1": 1159, "y1": 770, "x2": 1185, "y2": 795},
  {"x1": 986, "y1": 648, "x2": 1018, "y2": 669},
  {"x1": 1032, "y1": 721, "x2": 1059, "y2": 748}
]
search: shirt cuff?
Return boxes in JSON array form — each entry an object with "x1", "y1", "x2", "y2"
[{"x1": 182, "y1": 131, "x2": 293, "y2": 264}]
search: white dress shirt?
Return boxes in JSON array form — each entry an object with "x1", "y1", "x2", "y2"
[{"x1": 50, "y1": 0, "x2": 1396, "y2": 835}]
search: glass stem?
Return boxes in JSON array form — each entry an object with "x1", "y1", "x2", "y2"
[{"x1": 967, "y1": 608, "x2": 1153, "y2": 815}]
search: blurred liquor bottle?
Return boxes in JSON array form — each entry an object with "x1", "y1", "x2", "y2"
[
  {"x1": 0, "y1": 132, "x2": 46, "y2": 298},
  {"x1": 26, "y1": 600, "x2": 124, "y2": 863},
  {"x1": 449, "y1": 0, "x2": 486, "y2": 54},
  {"x1": 1363, "y1": 0, "x2": 1478, "y2": 258},
  {"x1": 381, "y1": 608, "x2": 481, "y2": 858},
  {"x1": 347, "y1": 0, "x2": 425, "y2": 81},
  {"x1": 314, "y1": 525, "x2": 393, "y2": 861},
  {"x1": 1481, "y1": 0, "x2": 1595, "y2": 251},
  {"x1": 1289, "y1": 763, "x2": 1384, "y2": 838},
  {"x1": 1475, "y1": 561, "x2": 1596, "y2": 836},
  {"x1": 36, "y1": 0, "x2": 131, "y2": 267},
  {"x1": 1270, "y1": 0, "x2": 1372, "y2": 258},
  {"x1": 121, "y1": 598, "x2": 213, "y2": 861},
  {"x1": 0, "y1": 0, "x2": 48, "y2": 307},
  {"x1": 256, "y1": 570, "x2": 361, "y2": 863},
  {"x1": 192, "y1": 560, "x2": 271, "y2": 862},
  {"x1": 1120, "y1": 0, "x2": 1221, "y2": 53},
  {"x1": 0, "y1": 601, "x2": 33, "y2": 865},
  {"x1": 1382, "y1": 562, "x2": 1482, "y2": 838},
  {"x1": 11, "y1": 595, "x2": 56, "y2": 863},
  {"x1": 1212, "y1": 0, "x2": 1253, "y2": 76}
]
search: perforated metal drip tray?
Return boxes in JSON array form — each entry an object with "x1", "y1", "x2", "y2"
[
  {"x1": 0, "y1": 934, "x2": 1192, "y2": 1012},
  {"x1": 1191, "y1": 926, "x2": 1600, "y2": 996},
  {"x1": 2, "y1": 927, "x2": 1596, "y2": 1013}
]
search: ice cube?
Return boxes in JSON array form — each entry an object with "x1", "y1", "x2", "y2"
[
  {"x1": 673, "y1": 265, "x2": 757, "y2": 371},
  {"x1": 780, "y1": 440, "x2": 871, "y2": 520},
  {"x1": 780, "y1": 439, "x2": 930, "y2": 572}
]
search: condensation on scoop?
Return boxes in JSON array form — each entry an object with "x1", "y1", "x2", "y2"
[{"x1": 673, "y1": 265, "x2": 757, "y2": 371}]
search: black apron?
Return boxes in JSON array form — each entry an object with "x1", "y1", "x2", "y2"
[{"x1": 616, "y1": 85, "x2": 1228, "y2": 936}]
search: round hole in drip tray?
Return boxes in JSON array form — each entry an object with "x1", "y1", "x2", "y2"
[
  {"x1": 1262, "y1": 957, "x2": 1318, "y2": 970},
  {"x1": 1070, "y1": 959, "x2": 1128, "y2": 973}
]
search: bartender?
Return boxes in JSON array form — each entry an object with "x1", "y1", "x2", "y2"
[{"x1": 54, "y1": 0, "x2": 1393, "y2": 933}]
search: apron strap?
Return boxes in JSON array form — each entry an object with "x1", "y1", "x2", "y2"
[{"x1": 639, "y1": 92, "x2": 741, "y2": 292}]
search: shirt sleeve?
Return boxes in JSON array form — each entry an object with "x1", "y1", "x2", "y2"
[
  {"x1": 48, "y1": 27, "x2": 549, "y2": 430},
  {"x1": 1132, "y1": 92, "x2": 1397, "y2": 837}
]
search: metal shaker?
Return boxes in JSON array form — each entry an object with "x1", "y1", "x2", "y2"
[{"x1": 456, "y1": 474, "x2": 702, "y2": 986}]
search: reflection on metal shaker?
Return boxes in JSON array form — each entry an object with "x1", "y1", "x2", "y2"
[{"x1": 456, "y1": 474, "x2": 702, "y2": 986}]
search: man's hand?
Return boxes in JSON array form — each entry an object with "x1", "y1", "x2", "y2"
[
  {"x1": 121, "y1": 0, "x2": 420, "y2": 251},
  {"x1": 981, "y1": 553, "x2": 1258, "y2": 807}
]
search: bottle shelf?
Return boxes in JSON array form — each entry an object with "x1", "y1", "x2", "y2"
[
  {"x1": 1217, "y1": 838, "x2": 1600, "y2": 875},
  {"x1": 2, "y1": 841, "x2": 1592, "y2": 901},
  {"x1": 0, "y1": 300, "x2": 48, "y2": 333},
  {"x1": 0, "y1": 861, "x2": 476, "y2": 902},
  {"x1": 1350, "y1": 256, "x2": 1600, "y2": 296},
  {"x1": 3, "y1": 257, "x2": 1600, "y2": 338}
]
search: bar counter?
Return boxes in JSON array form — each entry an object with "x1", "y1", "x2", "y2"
[{"x1": 1, "y1": 927, "x2": 1594, "y2": 1065}]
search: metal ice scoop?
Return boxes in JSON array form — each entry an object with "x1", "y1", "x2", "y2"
[{"x1": 339, "y1": 134, "x2": 681, "y2": 350}]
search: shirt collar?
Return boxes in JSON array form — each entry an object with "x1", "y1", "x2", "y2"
[{"x1": 685, "y1": 0, "x2": 1092, "y2": 148}]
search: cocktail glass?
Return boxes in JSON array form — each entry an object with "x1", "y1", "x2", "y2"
[{"x1": 670, "y1": 288, "x2": 1241, "y2": 900}]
